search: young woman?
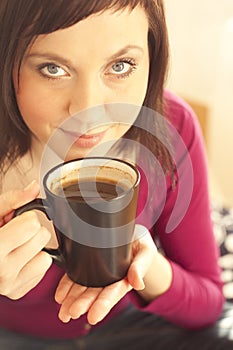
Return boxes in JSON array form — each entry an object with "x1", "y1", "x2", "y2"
[{"x1": 0, "y1": 0, "x2": 232, "y2": 349}]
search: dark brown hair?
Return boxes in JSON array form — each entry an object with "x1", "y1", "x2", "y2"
[{"x1": 0, "y1": 0, "x2": 172, "y2": 175}]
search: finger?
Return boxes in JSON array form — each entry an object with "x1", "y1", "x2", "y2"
[
  {"x1": 127, "y1": 263, "x2": 145, "y2": 291},
  {"x1": 128, "y1": 234, "x2": 157, "y2": 290},
  {"x1": 7, "y1": 274, "x2": 48, "y2": 300},
  {"x1": 0, "y1": 211, "x2": 14, "y2": 227},
  {"x1": 133, "y1": 223, "x2": 150, "y2": 241},
  {"x1": 58, "y1": 283, "x2": 88, "y2": 323},
  {"x1": 0, "y1": 211, "x2": 42, "y2": 256},
  {"x1": 7, "y1": 226, "x2": 51, "y2": 273},
  {"x1": 1, "y1": 211, "x2": 14, "y2": 225},
  {"x1": 7, "y1": 251, "x2": 53, "y2": 300},
  {"x1": 69, "y1": 287, "x2": 102, "y2": 320},
  {"x1": 55, "y1": 274, "x2": 77, "y2": 305},
  {"x1": 87, "y1": 279, "x2": 132, "y2": 325},
  {"x1": 0, "y1": 180, "x2": 40, "y2": 217}
]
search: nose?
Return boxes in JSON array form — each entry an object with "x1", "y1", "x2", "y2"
[
  {"x1": 67, "y1": 77, "x2": 111, "y2": 134},
  {"x1": 68, "y1": 77, "x2": 106, "y2": 117}
]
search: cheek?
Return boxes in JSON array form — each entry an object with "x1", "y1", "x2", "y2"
[
  {"x1": 131, "y1": 82, "x2": 148, "y2": 105},
  {"x1": 122, "y1": 65, "x2": 149, "y2": 106},
  {"x1": 114, "y1": 80, "x2": 147, "y2": 107},
  {"x1": 16, "y1": 98, "x2": 52, "y2": 144},
  {"x1": 17, "y1": 92, "x2": 46, "y2": 127},
  {"x1": 14, "y1": 76, "x2": 59, "y2": 133}
]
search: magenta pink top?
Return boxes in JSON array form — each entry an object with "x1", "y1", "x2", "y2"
[{"x1": 0, "y1": 91, "x2": 224, "y2": 339}]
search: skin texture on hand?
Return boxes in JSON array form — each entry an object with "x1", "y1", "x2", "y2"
[
  {"x1": 55, "y1": 226, "x2": 172, "y2": 325},
  {"x1": 0, "y1": 182, "x2": 171, "y2": 322},
  {"x1": 0, "y1": 181, "x2": 52, "y2": 299}
]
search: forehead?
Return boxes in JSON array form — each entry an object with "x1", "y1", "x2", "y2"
[{"x1": 28, "y1": 7, "x2": 149, "y2": 59}]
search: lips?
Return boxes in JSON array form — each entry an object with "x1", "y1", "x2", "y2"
[{"x1": 62, "y1": 129, "x2": 108, "y2": 148}]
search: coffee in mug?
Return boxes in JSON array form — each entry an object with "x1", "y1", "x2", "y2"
[{"x1": 14, "y1": 157, "x2": 140, "y2": 287}]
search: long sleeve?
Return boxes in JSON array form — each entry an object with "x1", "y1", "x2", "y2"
[
  {"x1": 0, "y1": 91, "x2": 224, "y2": 338},
  {"x1": 130, "y1": 91, "x2": 224, "y2": 329}
]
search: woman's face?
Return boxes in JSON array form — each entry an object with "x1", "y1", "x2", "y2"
[{"x1": 14, "y1": 6, "x2": 150, "y2": 160}]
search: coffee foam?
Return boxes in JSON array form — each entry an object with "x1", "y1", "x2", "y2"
[{"x1": 47, "y1": 159, "x2": 139, "y2": 196}]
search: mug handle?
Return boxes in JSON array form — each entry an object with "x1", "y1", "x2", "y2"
[{"x1": 14, "y1": 198, "x2": 65, "y2": 269}]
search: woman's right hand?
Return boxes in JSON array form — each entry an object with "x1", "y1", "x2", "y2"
[{"x1": 0, "y1": 181, "x2": 52, "y2": 299}]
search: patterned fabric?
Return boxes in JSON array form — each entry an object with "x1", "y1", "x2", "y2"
[{"x1": 212, "y1": 202, "x2": 233, "y2": 302}]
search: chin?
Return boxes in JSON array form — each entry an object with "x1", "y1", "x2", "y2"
[{"x1": 64, "y1": 149, "x2": 90, "y2": 162}]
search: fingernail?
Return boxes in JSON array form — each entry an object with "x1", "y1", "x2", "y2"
[
  {"x1": 138, "y1": 276, "x2": 145, "y2": 290},
  {"x1": 60, "y1": 314, "x2": 71, "y2": 323},
  {"x1": 139, "y1": 281, "x2": 145, "y2": 290},
  {"x1": 62, "y1": 317, "x2": 71, "y2": 323}
]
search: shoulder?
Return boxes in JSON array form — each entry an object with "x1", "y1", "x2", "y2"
[
  {"x1": 163, "y1": 90, "x2": 204, "y2": 148},
  {"x1": 164, "y1": 89, "x2": 196, "y2": 123}
]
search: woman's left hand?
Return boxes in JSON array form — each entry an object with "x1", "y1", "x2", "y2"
[{"x1": 55, "y1": 225, "x2": 157, "y2": 325}]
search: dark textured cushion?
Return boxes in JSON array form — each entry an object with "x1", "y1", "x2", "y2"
[{"x1": 212, "y1": 202, "x2": 233, "y2": 302}]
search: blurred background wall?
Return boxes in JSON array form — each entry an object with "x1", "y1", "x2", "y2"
[{"x1": 164, "y1": 0, "x2": 233, "y2": 207}]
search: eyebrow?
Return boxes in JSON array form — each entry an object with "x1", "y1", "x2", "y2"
[
  {"x1": 26, "y1": 45, "x2": 144, "y2": 67},
  {"x1": 105, "y1": 45, "x2": 144, "y2": 60}
]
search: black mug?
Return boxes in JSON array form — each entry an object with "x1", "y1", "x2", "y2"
[{"x1": 15, "y1": 157, "x2": 140, "y2": 287}]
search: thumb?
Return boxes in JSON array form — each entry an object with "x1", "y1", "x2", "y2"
[
  {"x1": 127, "y1": 228, "x2": 157, "y2": 291},
  {"x1": 0, "y1": 180, "x2": 40, "y2": 217}
]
